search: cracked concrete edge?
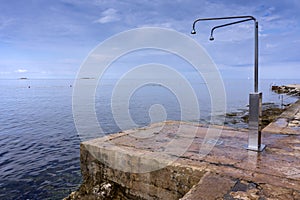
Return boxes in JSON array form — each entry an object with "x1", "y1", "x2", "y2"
[
  {"x1": 179, "y1": 169, "x2": 300, "y2": 200},
  {"x1": 179, "y1": 172, "x2": 236, "y2": 200}
]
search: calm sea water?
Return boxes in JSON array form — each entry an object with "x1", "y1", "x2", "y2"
[{"x1": 0, "y1": 78, "x2": 299, "y2": 199}]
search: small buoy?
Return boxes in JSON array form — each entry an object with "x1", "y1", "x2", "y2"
[
  {"x1": 28, "y1": 86, "x2": 31, "y2": 88},
  {"x1": 70, "y1": 85, "x2": 72, "y2": 87}
]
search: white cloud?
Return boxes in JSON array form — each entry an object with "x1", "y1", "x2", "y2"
[
  {"x1": 15, "y1": 69, "x2": 28, "y2": 73},
  {"x1": 0, "y1": 1, "x2": 299, "y2": 79},
  {"x1": 94, "y1": 8, "x2": 120, "y2": 24},
  {"x1": 139, "y1": 22, "x2": 173, "y2": 28},
  {"x1": 261, "y1": 15, "x2": 280, "y2": 22}
]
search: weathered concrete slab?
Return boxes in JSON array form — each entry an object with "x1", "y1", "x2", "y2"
[
  {"x1": 180, "y1": 173, "x2": 236, "y2": 200},
  {"x1": 263, "y1": 99, "x2": 300, "y2": 134},
  {"x1": 286, "y1": 84, "x2": 300, "y2": 90},
  {"x1": 66, "y1": 98, "x2": 300, "y2": 200},
  {"x1": 66, "y1": 118, "x2": 300, "y2": 200},
  {"x1": 272, "y1": 84, "x2": 300, "y2": 96}
]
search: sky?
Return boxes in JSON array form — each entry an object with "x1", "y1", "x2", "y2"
[{"x1": 0, "y1": 0, "x2": 300, "y2": 79}]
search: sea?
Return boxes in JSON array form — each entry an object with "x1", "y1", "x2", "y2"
[{"x1": 0, "y1": 78, "x2": 299, "y2": 200}]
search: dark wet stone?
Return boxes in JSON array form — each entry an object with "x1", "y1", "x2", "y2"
[
  {"x1": 231, "y1": 180, "x2": 248, "y2": 192},
  {"x1": 226, "y1": 102, "x2": 286, "y2": 129}
]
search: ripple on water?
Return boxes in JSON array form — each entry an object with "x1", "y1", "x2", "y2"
[
  {"x1": 0, "y1": 79, "x2": 299, "y2": 199},
  {"x1": 0, "y1": 80, "x2": 82, "y2": 199}
]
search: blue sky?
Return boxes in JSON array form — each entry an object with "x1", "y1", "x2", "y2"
[{"x1": 0, "y1": 0, "x2": 299, "y2": 79}]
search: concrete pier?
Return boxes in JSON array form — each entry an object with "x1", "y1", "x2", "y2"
[
  {"x1": 271, "y1": 84, "x2": 300, "y2": 96},
  {"x1": 66, "y1": 100, "x2": 300, "y2": 200},
  {"x1": 263, "y1": 99, "x2": 300, "y2": 134}
]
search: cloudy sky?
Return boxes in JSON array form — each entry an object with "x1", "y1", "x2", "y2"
[{"x1": 0, "y1": 0, "x2": 299, "y2": 79}]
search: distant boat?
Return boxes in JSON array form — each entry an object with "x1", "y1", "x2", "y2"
[
  {"x1": 80, "y1": 77, "x2": 95, "y2": 80},
  {"x1": 19, "y1": 77, "x2": 28, "y2": 80}
]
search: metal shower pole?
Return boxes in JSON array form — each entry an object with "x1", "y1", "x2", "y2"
[{"x1": 191, "y1": 16, "x2": 265, "y2": 152}]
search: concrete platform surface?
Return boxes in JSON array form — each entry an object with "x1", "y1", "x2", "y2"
[
  {"x1": 263, "y1": 99, "x2": 300, "y2": 134},
  {"x1": 285, "y1": 84, "x2": 300, "y2": 90},
  {"x1": 65, "y1": 99, "x2": 300, "y2": 200}
]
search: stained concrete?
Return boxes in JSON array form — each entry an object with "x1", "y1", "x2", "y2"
[
  {"x1": 263, "y1": 99, "x2": 300, "y2": 134},
  {"x1": 66, "y1": 100, "x2": 300, "y2": 200}
]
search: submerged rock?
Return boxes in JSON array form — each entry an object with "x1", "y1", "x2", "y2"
[{"x1": 225, "y1": 103, "x2": 286, "y2": 129}]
